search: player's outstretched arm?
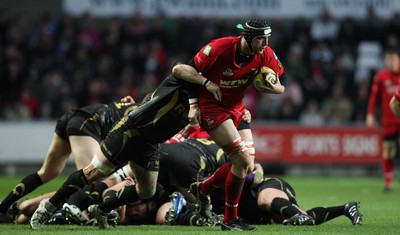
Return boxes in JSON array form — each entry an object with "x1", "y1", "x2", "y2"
[{"x1": 172, "y1": 64, "x2": 222, "y2": 101}]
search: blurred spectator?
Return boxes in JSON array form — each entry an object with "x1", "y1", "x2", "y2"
[
  {"x1": 299, "y1": 99, "x2": 324, "y2": 126},
  {"x1": 0, "y1": 12, "x2": 398, "y2": 124},
  {"x1": 322, "y1": 83, "x2": 354, "y2": 125},
  {"x1": 352, "y1": 79, "x2": 370, "y2": 125},
  {"x1": 356, "y1": 7, "x2": 387, "y2": 43},
  {"x1": 310, "y1": 9, "x2": 339, "y2": 44}
]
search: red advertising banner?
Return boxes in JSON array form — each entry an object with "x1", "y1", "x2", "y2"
[{"x1": 251, "y1": 125, "x2": 382, "y2": 165}]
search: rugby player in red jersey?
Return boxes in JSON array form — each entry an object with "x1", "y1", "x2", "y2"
[
  {"x1": 366, "y1": 48, "x2": 400, "y2": 192},
  {"x1": 172, "y1": 17, "x2": 285, "y2": 230}
]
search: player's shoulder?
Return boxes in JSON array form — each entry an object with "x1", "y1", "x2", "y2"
[
  {"x1": 210, "y1": 36, "x2": 238, "y2": 45},
  {"x1": 375, "y1": 69, "x2": 391, "y2": 81},
  {"x1": 208, "y1": 36, "x2": 239, "y2": 52},
  {"x1": 262, "y1": 46, "x2": 279, "y2": 59},
  {"x1": 260, "y1": 46, "x2": 284, "y2": 73}
]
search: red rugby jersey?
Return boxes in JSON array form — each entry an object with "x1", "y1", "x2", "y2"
[
  {"x1": 367, "y1": 68, "x2": 400, "y2": 125},
  {"x1": 193, "y1": 36, "x2": 284, "y2": 108}
]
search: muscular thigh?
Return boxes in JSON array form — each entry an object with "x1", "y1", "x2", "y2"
[
  {"x1": 69, "y1": 135, "x2": 100, "y2": 169},
  {"x1": 39, "y1": 133, "x2": 71, "y2": 178},
  {"x1": 208, "y1": 119, "x2": 241, "y2": 147}
]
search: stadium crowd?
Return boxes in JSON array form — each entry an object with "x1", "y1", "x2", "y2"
[{"x1": 0, "y1": 8, "x2": 399, "y2": 124}]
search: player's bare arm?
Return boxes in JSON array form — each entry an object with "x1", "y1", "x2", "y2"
[
  {"x1": 172, "y1": 64, "x2": 222, "y2": 101},
  {"x1": 390, "y1": 95, "x2": 400, "y2": 119},
  {"x1": 365, "y1": 114, "x2": 376, "y2": 127}
]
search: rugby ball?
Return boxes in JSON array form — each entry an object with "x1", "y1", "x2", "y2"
[{"x1": 252, "y1": 66, "x2": 277, "y2": 90}]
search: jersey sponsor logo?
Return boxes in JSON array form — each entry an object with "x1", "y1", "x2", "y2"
[
  {"x1": 222, "y1": 68, "x2": 233, "y2": 76},
  {"x1": 203, "y1": 45, "x2": 212, "y2": 56},
  {"x1": 206, "y1": 117, "x2": 215, "y2": 127},
  {"x1": 220, "y1": 78, "x2": 249, "y2": 88}
]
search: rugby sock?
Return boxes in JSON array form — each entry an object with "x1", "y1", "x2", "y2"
[
  {"x1": 200, "y1": 162, "x2": 232, "y2": 195},
  {"x1": 49, "y1": 169, "x2": 88, "y2": 207},
  {"x1": 306, "y1": 205, "x2": 344, "y2": 225},
  {"x1": 67, "y1": 182, "x2": 109, "y2": 210},
  {"x1": 66, "y1": 183, "x2": 94, "y2": 208},
  {"x1": 86, "y1": 182, "x2": 108, "y2": 205},
  {"x1": 98, "y1": 185, "x2": 139, "y2": 213},
  {"x1": 224, "y1": 171, "x2": 244, "y2": 223},
  {"x1": 382, "y1": 159, "x2": 393, "y2": 187},
  {"x1": 271, "y1": 197, "x2": 302, "y2": 218},
  {"x1": 0, "y1": 172, "x2": 42, "y2": 213},
  {"x1": 102, "y1": 190, "x2": 117, "y2": 203}
]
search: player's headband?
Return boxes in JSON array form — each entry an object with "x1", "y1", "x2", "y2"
[
  {"x1": 243, "y1": 22, "x2": 272, "y2": 37},
  {"x1": 236, "y1": 18, "x2": 271, "y2": 50}
]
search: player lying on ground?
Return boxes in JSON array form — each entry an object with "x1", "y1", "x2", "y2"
[
  {"x1": 208, "y1": 177, "x2": 362, "y2": 226},
  {"x1": 9, "y1": 176, "x2": 362, "y2": 227}
]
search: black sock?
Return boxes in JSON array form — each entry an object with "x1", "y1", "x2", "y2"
[
  {"x1": 102, "y1": 190, "x2": 117, "y2": 203},
  {"x1": 271, "y1": 197, "x2": 302, "y2": 218},
  {"x1": 89, "y1": 182, "x2": 109, "y2": 204},
  {"x1": 98, "y1": 185, "x2": 139, "y2": 213},
  {"x1": 306, "y1": 205, "x2": 345, "y2": 225},
  {"x1": 49, "y1": 170, "x2": 88, "y2": 207},
  {"x1": 0, "y1": 172, "x2": 42, "y2": 213},
  {"x1": 67, "y1": 183, "x2": 94, "y2": 206},
  {"x1": 67, "y1": 182, "x2": 108, "y2": 210}
]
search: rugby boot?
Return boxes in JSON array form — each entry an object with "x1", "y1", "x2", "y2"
[
  {"x1": 165, "y1": 191, "x2": 186, "y2": 225},
  {"x1": 189, "y1": 182, "x2": 212, "y2": 219},
  {"x1": 344, "y1": 201, "x2": 362, "y2": 225},
  {"x1": 221, "y1": 217, "x2": 257, "y2": 231},
  {"x1": 30, "y1": 198, "x2": 56, "y2": 229},
  {"x1": 88, "y1": 205, "x2": 109, "y2": 229},
  {"x1": 47, "y1": 210, "x2": 69, "y2": 225},
  {"x1": 107, "y1": 209, "x2": 119, "y2": 227},
  {"x1": 282, "y1": 213, "x2": 315, "y2": 226},
  {"x1": 61, "y1": 203, "x2": 87, "y2": 225}
]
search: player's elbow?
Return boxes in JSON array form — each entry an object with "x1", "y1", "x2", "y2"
[{"x1": 172, "y1": 64, "x2": 184, "y2": 77}]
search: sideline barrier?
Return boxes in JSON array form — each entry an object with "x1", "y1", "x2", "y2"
[
  {"x1": 0, "y1": 122, "x2": 382, "y2": 165},
  {"x1": 251, "y1": 125, "x2": 382, "y2": 165}
]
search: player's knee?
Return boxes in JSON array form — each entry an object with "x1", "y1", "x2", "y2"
[
  {"x1": 37, "y1": 169, "x2": 61, "y2": 183},
  {"x1": 223, "y1": 137, "x2": 252, "y2": 164},
  {"x1": 90, "y1": 154, "x2": 115, "y2": 175}
]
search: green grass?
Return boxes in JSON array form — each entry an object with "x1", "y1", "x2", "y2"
[{"x1": 1, "y1": 175, "x2": 399, "y2": 234}]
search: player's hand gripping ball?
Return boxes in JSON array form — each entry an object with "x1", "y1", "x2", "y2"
[{"x1": 252, "y1": 66, "x2": 277, "y2": 90}]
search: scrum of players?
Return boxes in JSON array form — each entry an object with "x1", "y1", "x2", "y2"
[{"x1": 0, "y1": 99, "x2": 362, "y2": 229}]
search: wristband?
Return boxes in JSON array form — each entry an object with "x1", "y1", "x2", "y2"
[
  {"x1": 189, "y1": 98, "x2": 199, "y2": 106},
  {"x1": 203, "y1": 79, "x2": 211, "y2": 87}
]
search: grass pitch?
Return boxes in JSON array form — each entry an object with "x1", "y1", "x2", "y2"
[{"x1": 0, "y1": 175, "x2": 399, "y2": 234}]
